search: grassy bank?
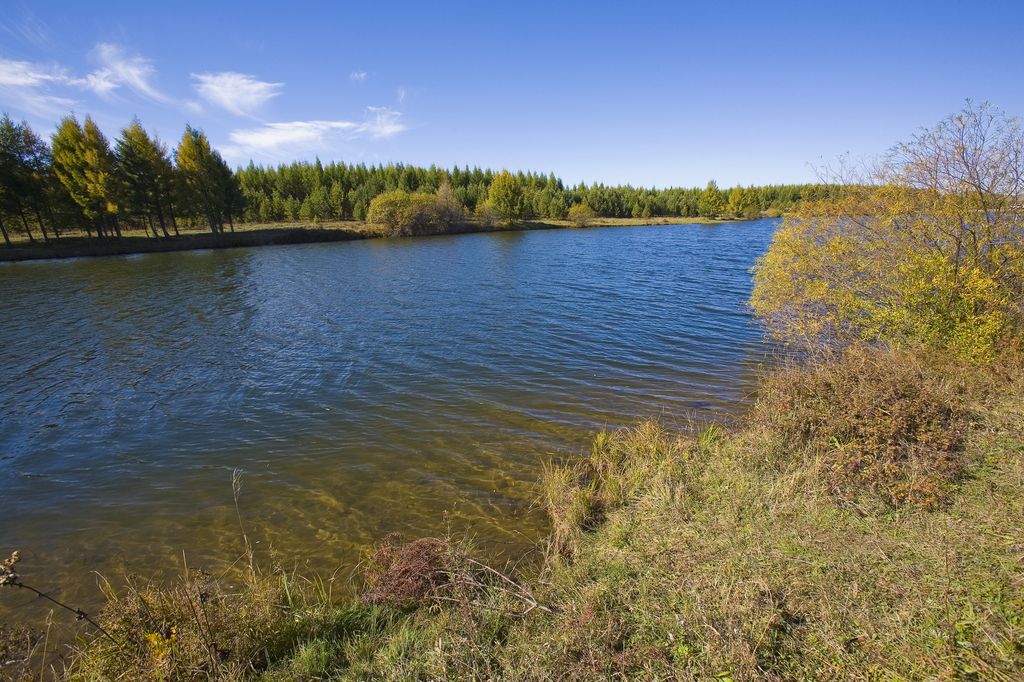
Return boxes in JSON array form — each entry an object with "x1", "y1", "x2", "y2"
[
  {"x1": 5, "y1": 344, "x2": 1021, "y2": 681},
  {"x1": 0, "y1": 216, "x2": 737, "y2": 262}
]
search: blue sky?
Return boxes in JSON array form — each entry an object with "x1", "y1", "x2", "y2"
[{"x1": 2, "y1": 0, "x2": 1022, "y2": 189}]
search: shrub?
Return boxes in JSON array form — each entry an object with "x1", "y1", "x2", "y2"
[
  {"x1": 362, "y1": 534, "x2": 451, "y2": 608},
  {"x1": 474, "y1": 199, "x2": 500, "y2": 229},
  {"x1": 750, "y1": 102, "x2": 1024, "y2": 360},
  {"x1": 752, "y1": 344, "x2": 973, "y2": 508},
  {"x1": 365, "y1": 190, "x2": 439, "y2": 237},
  {"x1": 567, "y1": 203, "x2": 596, "y2": 227}
]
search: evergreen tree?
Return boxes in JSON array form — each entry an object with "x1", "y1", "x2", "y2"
[
  {"x1": 0, "y1": 114, "x2": 55, "y2": 244},
  {"x1": 116, "y1": 118, "x2": 174, "y2": 239},
  {"x1": 0, "y1": 115, "x2": 18, "y2": 246},
  {"x1": 697, "y1": 180, "x2": 725, "y2": 218},
  {"x1": 51, "y1": 114, "x2": 122, "y2": 240},
  {"x1": 215, "y1": 155, "x2": 244, "y2": 231},
  {"x1": 175, "y1": 125, "x2": 224, "y2": 235}
]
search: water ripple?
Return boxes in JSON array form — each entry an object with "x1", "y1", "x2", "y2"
[{"x1": 0, "y1": 220, "x2": 777, "y2": 619}]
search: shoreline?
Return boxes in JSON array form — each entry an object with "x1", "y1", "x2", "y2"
[
  {"x1": 0, "y1": 216, "x2": 739, "y2": 263},
  {"x1": 17, "y1": 346, "x2": 1020, "y2": 680}
]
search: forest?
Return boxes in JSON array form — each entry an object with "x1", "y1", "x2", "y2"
[{"x1": 0, "y1": 112, "x2": 827, "y2": 246}]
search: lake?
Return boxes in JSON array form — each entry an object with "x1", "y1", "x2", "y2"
[{"x1": 0, "y1": 220, "x2": 776, "y2": 621}]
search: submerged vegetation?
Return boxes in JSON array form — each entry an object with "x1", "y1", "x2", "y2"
[
  {"x1": 4, "y1": 354, "x2": 1022, "y2": 680},
  {"x1": 3, "y1": 103, "x2": 1024, "y2": 679}
]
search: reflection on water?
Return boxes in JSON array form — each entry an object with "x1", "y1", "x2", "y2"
[{"x1": 0, "y1": 220, "x2": 776, "y2": 622}]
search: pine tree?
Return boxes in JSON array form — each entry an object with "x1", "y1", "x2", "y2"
[
  {"x1": 175, "y1": 125, "x2": 224, "y2": 235},
  {"x1": 0, "y1": 115, "x2": 17, "y2": 246},
  {"x1": 51, "y1": 114, "x2": 122, "y2": 240},
  {"x1": 116, "y1": 118, "x2": 174, "y2": 239},
  {"x1": 697, "y1": 180, "x2": 725, "y2": 218}
]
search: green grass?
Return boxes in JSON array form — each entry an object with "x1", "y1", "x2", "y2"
[{"x1": 6, "y1": 345, "x2": 1022, "y2": 680}]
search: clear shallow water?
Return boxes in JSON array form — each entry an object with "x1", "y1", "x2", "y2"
[{"x1": 0, "y1": 220, "x2": 776, "y2": 621}]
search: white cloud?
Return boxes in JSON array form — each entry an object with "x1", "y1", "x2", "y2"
[
  {"x1": 349, "y1": 71, "x2": 366, "y2": 81},
  {"x1": 396, "y1": 87, "x2": 405, "y2": 103},
  {"x1": 87, "y1": 43, "x2": 171, "y2": 103},
  {"x1": 192, "y1": 72, "x2": 282, "y2": 116},
  {"x1": 223, "y1": 108, "x2": 407, "y2": 159},
  {"x1": 363, "y1": 107, "x2": 406, "y2": 138},
  {"x1": 0, "y1": 57, "x2": 55, "y2": 87},
  {"x1": 0, "y1": 44, "x2": 176, "y2": 117},
  {"x1": 0, "y1": 57, "x2": 78, "y2": 115},
  {"x1": 228, "y1": 120, "x2": 358, "y2": 150},
  {"x1": 83, "y1": 69, "x2": 119, "y2": 97}
]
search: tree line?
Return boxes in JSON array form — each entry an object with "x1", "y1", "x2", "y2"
[
  {"x1": 237, "y1": 161, "x2": 828, "y2": 225},
  {"x1": 0, "y1": 111, "x2": 826, "y2": 246},
  {"x1": 0, "y1": 113, "x2": 242, "y2": 246}
]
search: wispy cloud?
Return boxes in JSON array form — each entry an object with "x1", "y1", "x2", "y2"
[
  {"x1": 0, "y1": 43, "x2": 177, "y2": 117},
  {"x1": 86, "y1": 43, "x2": 171, "y2": 103},
  {"x1": 192, "y1": 72, "x2": 282, "y2": 116},
  {"x1": 83, "y1": 68, "x2": 118, "y2": 98},
  {"x1": 396, "y1": 87, "x2": 405, "y2": 103},
  {"x1": 0, "y1": 57, "x2": 79, "y2": 115},
  {"x1": 223, "y1": 108, "x2": 407, "y2": 159},
  {"x1": 349, "y1": 71, "x2": 366, "y2": 82},
  {"x1": 0, "y1": 57, "x2": 57, "y2": 88},
  {"x1": 363, "y1": 107, "x2": 406, "y2": 138},
  {"x1": 228, "y1": 120, "x2": 359, "y2": 151},
  {"x1": 0, "y1": 11, "x2": 56, "y2": 51}
]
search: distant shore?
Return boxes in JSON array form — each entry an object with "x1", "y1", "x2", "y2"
[{"x1": 0, "y1": 216, "x2": 738, "y2": 263}]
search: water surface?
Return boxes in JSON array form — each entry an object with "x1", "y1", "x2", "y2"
[{"x1": 0, "y1": 220, "x2": 776, "y2": 619}]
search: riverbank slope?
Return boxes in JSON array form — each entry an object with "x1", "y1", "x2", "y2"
[{"x1": 22, "y1": 344, "x2": 1021, "y2": 681}]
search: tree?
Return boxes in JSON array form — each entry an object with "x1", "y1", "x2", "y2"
[
  {"x1": 216, "y1": 156, "x2": 245, "y2": 231},
  {"x1": 0, "y1": 116, "x2": 15, "y2": 246},
  {"x1": 115, "y1": 118, "x2": 174, "y2": 239},
  {"x1": 175, "y1": 125, "x2": 225, "y2": 236},
  {"x1": 0, "y1": 114, "x2": 60, "y2": 244},
  {"x1": 727, "y1": 185, "x2": 762, "y2": 219},
  {"x1": 487, "y1": 170, "x2": 527, "y2": 226},
  {"x1": 548, "y1": 196, "x2": 568, "y2": 220},
  {"x1": 750, "y1": 101, "x2": 1024, "y2": 360},
  {"x1": 697, "y1": 180, "x2": 725, "y2": 218},
  {"x1": 51, "y1": 114, "x2": 123, "y2": 240},
  {"x1": 432, "y1": 176, "x2": 464, "y2": 232}
]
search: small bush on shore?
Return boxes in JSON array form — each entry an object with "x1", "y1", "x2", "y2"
[
  {"x1": 365, "y1": 179, "x2": 466, "y2": 238},
  {"x1": 365, "y1": 190, "x2": 440, "y2": 237},
  {"x1": 567, "y1": 203, "x2": 596, "y2": 228},
  {"x1": 752, "y1": 344, "x2": 974, "y2": 509}
]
